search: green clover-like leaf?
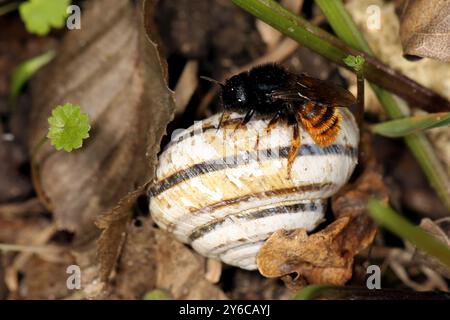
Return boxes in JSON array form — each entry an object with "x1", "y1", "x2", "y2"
[
  {"x1": 343, "y1": 55, "x2": 365, "y2": 72},
  {"x1": 47, "y1": 103, "x2": 91, "y2": 152},
  {"x1": 19, "y1": 0, "x2": 71, "y2": 36}
]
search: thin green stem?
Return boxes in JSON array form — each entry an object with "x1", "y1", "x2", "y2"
[
  {"x1": 0, "y1": 1, "x2": 18, "y2": 16},
  {"x1": 404, "y1": 134, "x2": 450, "y2": 209},
  {"x1": 294, "y1": 285, "x2": 337, "y2": 300},
  {"x1": 315, "y1": 0, "x2": 403, "y2": 118},
  {"x1": 355, "y1": 71, "x2": 364, "y2": 128},
  {"x1": 31, "y1": 134, "x2": 48, "y2": 162},
  {"x1": 368, "y1": 199, "x2": 450, "y2": 268},
  {"x1": 344, "y1": 54, "x2": 365, "y2": 129},
  {"x1": 315, "y1": 0, "x2": 450, "y2": 210},
  {"x1": 230, "y1": 0, "x2": 450, "y2": 113}
]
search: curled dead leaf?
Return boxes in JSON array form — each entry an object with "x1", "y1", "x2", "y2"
[
  {"x1": 257, "y1": 217, "x2": 353, "y2": 283},
  {"x1": 27, "y1": 0, "x2": 174, "y2": 241},
  {"x1": 397, "y1": 0, "x2": 450, "y2": 61},
  {"x1": 95, "y1": 183, "x2": 149, "y2": 283},
  {"x1": 154, "y1": 228, "x2": 228, "y2": 300},
  {"x1": 257, "y1": 133, "x2": 387, "y2": 289},
  {"x1": 93, "y1": 0, "x2": 176, "y2": 283},
  {"x1": 99, "y1": 216, "x2": 227, "y2": 299},
  {"x1": 103, "y1": 217, "x2": 158, "y2": 299}
]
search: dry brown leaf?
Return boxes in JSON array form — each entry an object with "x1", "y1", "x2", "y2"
[
  {"x1": 95, "y1": 0, "x2": 176, "y2": 284},
  {"x1": 174, "y1": 60, "x2": 198, "y2": 115},
  {"x1": 154, "y1": 228, "x2": 228, "y2": 300},
  {"x1": 257, "y1": 217, "x2": 352, "y2": 283},
  {"x1": 98, "y1": 216, "x2": 227, "y2": 299},
  {"x1": 398, "y1": 0, "x2": 450, "y2": 61},
  {"x1": 230, "y1": 270, "x2": 292, "y2": 300},
  {"x1": 0, "y1": 139, "x2": 32, "y2": 203},
  {"x1": 15, "y1": 255, "x2": 75, "y2": 299},
  {"x1": 0, "y1": 198, "x2": 46, "y2": 220},
  {"x1": 27, "y1": 0, "x2": 175, "y2": 241},
  {"x1": 257, "y1": 133, "x2": 387, "y2": 288},
  {"x1": 4, "y1": 223, "x2": 58, "y2": 293},
  {"x1": 104, "y1": 217, "x2": 158, "y2": 299},
  {"x1": 95, "y1": 183, "x2": 149, "y2": 282}
]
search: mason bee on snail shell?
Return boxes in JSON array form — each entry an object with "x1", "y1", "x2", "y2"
[{"x1": 149, "y1": 64, "x2": 359, "y2": 270}]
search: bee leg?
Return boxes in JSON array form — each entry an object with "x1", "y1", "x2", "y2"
[
  {"x1": 217, "y1": 111, "x2": 231, "y2": 132},
  {"x1": 287, "y1": 121, "x2": 300, "y2": 178},
  {"x1": 266, "y1": 111, "x2": 282, "y2": 134},
  {"x1": 233, "y1": 109, "x2": 255, "y2": 133},
  {"x1": 254, "y1": 133, "x2": 260, "y2": 150}
]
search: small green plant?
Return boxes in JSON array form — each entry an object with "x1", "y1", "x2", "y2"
[
  {"x1": 343, "y1": 54, "x2": 365, "y2": 72},
  {"x1": 47, "y1": 103, "x2": 91, "y2": 152},
  {"x1": 32, "y1": 103, "x2": 91, "y2": 159},
  {"x1": 344, "y1": 54, "x2": 365, "y2": 127},
  {"x1": 19, "y1": 0, "x2": 71, "y2": 35}
]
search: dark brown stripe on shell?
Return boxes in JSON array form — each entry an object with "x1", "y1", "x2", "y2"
[
  {"x1": 188, "y1": 183, "x2": 331, "y2": 215},
  {"x1": 210, "y1": 236, "x2": 269, "y2": 257},
  {"x1": 163, "y1": 183, "x2": 331, "y2": 239},
  {"x1": 188, "y1": 201, "x2": 320, "y2": 242},
  {"x1": 217, "y1": 240, "x2": 266, "y2": 261},
  {"x1": 165, "y1": 118, "x2": 243, "y2": 150},
  {"x1": 148, "y1": 144, "x2": 356, "y2": 197}
]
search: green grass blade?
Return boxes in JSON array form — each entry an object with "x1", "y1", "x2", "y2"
[
  {"x1": 315, "y1": 0, "x2": 371, "y2": 53},
  {"x1": 143, "y1": 289, "x2": 170, "y2": 300},
  {"x1": 368, "y1": 199, "x2": 450, "y2": 269},
  {"x1": 0, "y1": 2, "x2": 19, "y2": 16},
  {"x1": 10, "y1": 50, "x2": 55, "y2": 105},
  {"x1": 371, "y1": 112, "x2": 450, "y2": 138},
  {"x1": 294, "y1": 284, "x2": 336, "y2": 300}
]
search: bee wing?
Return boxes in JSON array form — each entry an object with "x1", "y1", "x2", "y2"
[{"x1": 272, "y1": 74, "x2": 356, "y2": 107}]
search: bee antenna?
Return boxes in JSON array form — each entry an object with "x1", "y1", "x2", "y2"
[{"x1": 200, "y1": 76, "x2": 224, "y2": 87}]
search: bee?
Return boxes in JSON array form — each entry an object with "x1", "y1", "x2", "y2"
[{"x1": 210, "y1": 63, "x2": 356, "y2": 175}]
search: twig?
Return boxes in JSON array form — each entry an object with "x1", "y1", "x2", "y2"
[{"x1": 231, "y1": 0, "x2": 450, "y2": 113}]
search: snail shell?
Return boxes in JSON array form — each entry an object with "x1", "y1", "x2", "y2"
[{"x1": 149, "y1": 109, "x2": 359, "y2": 270}]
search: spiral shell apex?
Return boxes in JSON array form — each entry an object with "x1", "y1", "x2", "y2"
[{"x1": 149, "y1": 109, "x2": 359, "y2": 270}]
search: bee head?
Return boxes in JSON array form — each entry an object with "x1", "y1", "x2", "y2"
[{"x1": 221, "y1": 74, "x2": 248, "y2": 111}]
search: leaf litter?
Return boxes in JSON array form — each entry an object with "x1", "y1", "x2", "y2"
[{"x1": 1, "y1": 0, "x2": 449, "y2": 300}]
